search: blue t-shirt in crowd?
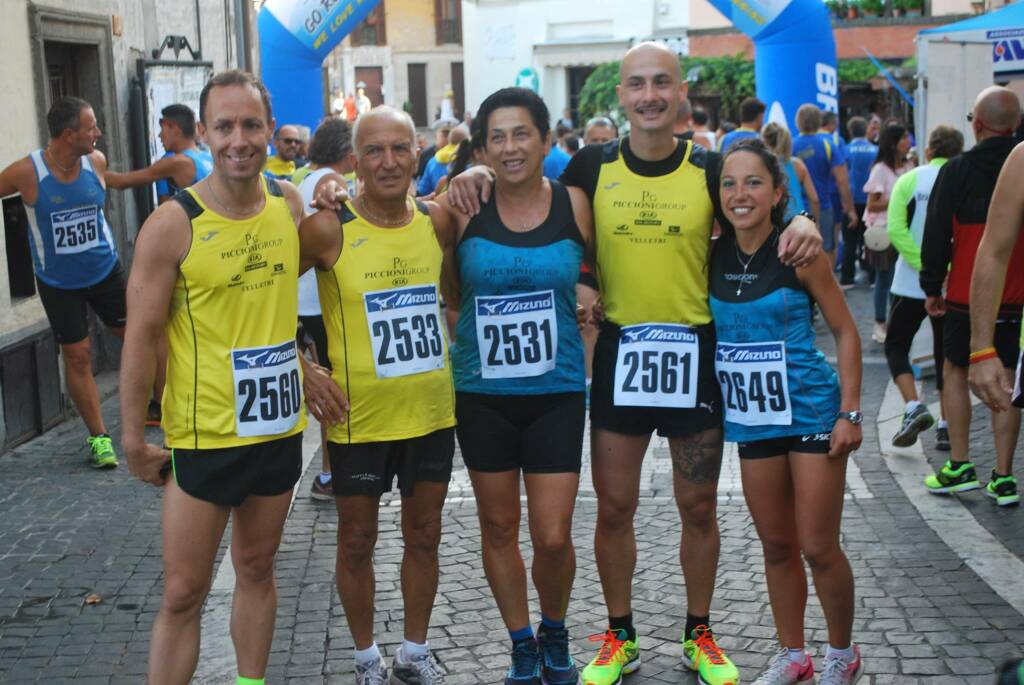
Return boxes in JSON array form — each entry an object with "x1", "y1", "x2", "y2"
[
  {"x1": 846, "y1": 137, "x2": 878, "y2": 206},
  {"x1": 543, "y1": 146, "x2": 571, "y2": 180},
  {"x1": 793, "y1": 132, "x2": 841, "y2": 210}
]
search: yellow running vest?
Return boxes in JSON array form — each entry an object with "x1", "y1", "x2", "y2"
[
  {"x1": 593, "y1": 140, "x2": 714, "y2": 326},
  {"x1": 163, "y1": 178, "x2": 307, "y2": 449},
  {"x1": 317, "y1": 202, "x2": 455, "y2": 444}
]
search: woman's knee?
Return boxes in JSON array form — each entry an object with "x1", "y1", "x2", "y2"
[
  {"x1": 480, "y1": 513, "x2": 519, "y2": 550},
  {"x1": 162, "y1": 573, "x2": 211, "y2": 616},
  {"x1": 802, "y1": 540, "x2": 845, "y2": 572},
  {"x1": 531, "y1": 524, "x2": 573, "y2": 557},
  {"x1": 761, "y1": 537, "x2": 801, "y2": 566}
]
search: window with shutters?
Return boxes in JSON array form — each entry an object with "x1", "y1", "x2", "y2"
[
  {"x1": 435, "y1": 0, "x2": 461, "y2": 45},
  {"x1": 351, "y1": 1, "x2": 386, "y2": 47}
]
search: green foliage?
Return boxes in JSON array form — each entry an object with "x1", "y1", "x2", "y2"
[
  {"x1": 860, "y1": 0, "x2": 884, "y2": 13},
  {"x1": 837, "y1": 59, "x2": 879, "y2": 83},
  {"x1": 576, "y1": 62, "x2": 621, "y2": 126}
]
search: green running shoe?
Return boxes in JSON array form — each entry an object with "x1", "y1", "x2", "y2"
[
  {"x1": 924, "y1": 460, "x2": 979, "y2": 494},
  {"x1": 986, "y1": 472, "x2": 1020, "y2": 506},
  {"x1": 682, "y1": 626, "x2": 739, "y2": 685},
  {"x1": 87, "y1": 434, "x2": 118, "y2": 469},
  {"x1": 581, "y1": 630, "x2": 639, "y2": 685}
]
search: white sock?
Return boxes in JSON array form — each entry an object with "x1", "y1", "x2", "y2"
[
  {"x1": 826, "y1": 644, "x2": 855, "y2": 662},
  {"x1": 401, "y1": 639, "x2": 429, "y2": 660},
  {"x1": 906, "y1": 400, "x2": 922, "y2": 412},
  {"x1": 318, "y1": 472, "x2": 332, "y2": 484},
  {"x1": 354, "y1": 642, "x2": 381, "y2": 666},
  {"x1": 786, "y1": 647, "x2": 807, "y2": 663},
  {"x1": 938, "y1": 419, "x2": 948, "y2": 429}
]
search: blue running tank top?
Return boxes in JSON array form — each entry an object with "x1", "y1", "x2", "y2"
[
  {"x1": 24, "y1": 150, "x2": 118, "y2": 289},
  {"x1": 157, "y1": 148, "x2": 214, "y2": 197},
  {"x1": 708, "y1": 228, "x2": 839, "y2": 443},
  {"x1": 453, "y1": 180, "x2": 585, "y2": 394},
  {"x1": 782, "y1": 158, "x2": 805, "y2": 221}
]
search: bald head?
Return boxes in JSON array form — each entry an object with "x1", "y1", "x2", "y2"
[
  {"x1": 352, "y1": 106, "x2": 416, "y2": 159},
  {"x1": 973, "y1": 86, "x2": 1021, "y2": 134},
  {"x1": 449, "y1": 123, "x2": 470, "y2": 147},
  {"x1": 620, "y1": 42, "x2": 681, "y2": 83}
]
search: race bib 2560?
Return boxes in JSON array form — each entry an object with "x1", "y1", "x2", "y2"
[
  {"x1": 613, "y1": 323, "x2": 699, "y2": 408},
  {"x1": 231, "y1": 341, "x2": 302, "y2": 437},
  {"x1": 475, "y1": 290, "x2": 557, "y2": 379},
  {"x1": 364, "y1": 284, "x2": 446, "y2": 379}
]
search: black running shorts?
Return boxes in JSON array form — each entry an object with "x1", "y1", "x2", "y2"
[
  {"x1": 327, "y1": 427, "x2": 455, "y2": 498},
  {"x1": 943, "y1": 306, "x2": 1020, "y2": 369},
  {"x1": 455, "y1": 391, "x2": 585, "y2": 474},
  {"x1": 171, "y1": 432, "x2": 303, "y2": 507},
  {"x1": 737, "y1": 432, "x2": 832, "y2": 459},
  {"x1": 590, "y1": 321, "x2": 722, "y2": 438},
  {"x1": 36, "y1": 262, "x2": 127, "y2": 344}
]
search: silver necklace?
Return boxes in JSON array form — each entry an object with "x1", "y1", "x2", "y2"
[
  {"x1": 45, "y1": 148, "x2": 77, "y2": 174},
  {"x1": 732, "y1": 231, "x2": 778, "y2": 297},
  {"x1": 207, "y1": 178, "x2": 263, "y2": 216}
]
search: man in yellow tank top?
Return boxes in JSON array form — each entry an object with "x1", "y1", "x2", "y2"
[
  {"x1": 299, "y1": 106, "x2": 457, "y2": 685},
  {"x1": 119, "y1": 70, "x2": 340, "y2": 685},
  {"x1": 448, "y1": 43, "x2": 822, "y2": 685}
]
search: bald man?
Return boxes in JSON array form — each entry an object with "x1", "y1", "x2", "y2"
[
  {"x1": 921, "y1": 86, "x2": 1024, "y2": 503},
  {"x1": 300, "y1": 106, "x2": 457, "y2": 685},
  {"x1": 448, "y1": 41, "x2": 823, "y2": 685}
]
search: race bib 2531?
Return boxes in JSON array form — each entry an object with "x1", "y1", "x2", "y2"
[{"x1": 475, "y1": 290, "x2": 557, "y2": 379}]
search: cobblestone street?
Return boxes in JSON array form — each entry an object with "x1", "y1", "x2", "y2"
[{"x1": 0, "y1": 286, "x2": 1021, "y2": 684}]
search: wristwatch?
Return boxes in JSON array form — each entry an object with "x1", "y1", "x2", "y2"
[{"x1": 837, "y1": 410, "x2": 863, "y2": 425}]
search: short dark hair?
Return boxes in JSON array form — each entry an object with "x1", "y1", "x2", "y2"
[
  {"x1": 739, "y1": 97, "x2": 766, "y2": 124},
  {"x1": 307, "y1": 118, "x2": 353, "y2": 166},
  {"x1": 161, "y1": 103, "x2": 197, "y2": 139},
  {"x1": 928, "y1": 125, "x2": 964, "y2": 159},
  {"x1": 821, "y1": 111, "x2": 838, "y2": 128},
  {"x1": 198, "y1": 70, "x2": 273, "y2": 125},
  {"x1": 721, "y1": 138, "x2": 790, "y2": 232},
  {"x1": 475, "y1": 87, "x2": 550, "y2": 142},
  {"x1": 847, "y1": 116, "x2": 867, "y2": 139},
  {"x1": 47, "y1": 96, "x2": 91, "y2": 139},
  {"x1": 692, "y1": 108, "x2": 710, "y2": 126}
]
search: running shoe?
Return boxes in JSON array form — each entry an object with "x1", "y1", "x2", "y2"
[
  {"x1": 581, "y1": 630, "x2": 639, "y2": 685},
  {"x1": 311, "y1": 474, "x2": 334, "y2": 501},
  {"x1": 818, "y1": 645, "x2": 864, "y2": 685},
  {"x1": 935, "y1": 426, "x2": 950, "y2": 451},
  {"x1": 538, "y1": 625, "x2": 580, "y2": 685},
  {"x1": 871, "y1": 322, "x2": 886, "y2": 344},
  {"x1": 87, "y1": 434, "x2": 118, "y2": 469},
  {"x1": 751, "y1": 647, "x2": 813, "y2": 684},
  {"x1": 390, "y1": 647, "x2": 446, "y2": 684},
  {"x1": 145, "y1": 400, "x2": 162, "y2": 427},
  {"x1": 681, "y1": 626, "x2": 739, "y2": 685},
  {"x1": 356, "y1": 658, "x2": 388, "y2": 685},
  {"x1": 985, "y1": 472, "x2": 1020, "y2": 506},
  {"x1": 892, "y1": 404, "x2": 935, "y2": 447},
  {"x1": 925, "y1": 460, "x2": 981, "y2": 494},
  {"x1": 997, "y1": 658, "x2": 1024, "y2": 685},
  {"x1": 505, "y1": 639, "x2": 542, "y2": 685}
]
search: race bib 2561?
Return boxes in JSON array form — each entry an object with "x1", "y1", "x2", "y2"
[{"x1": 613, "y1": 323, "x2": 699, "y2": 408}]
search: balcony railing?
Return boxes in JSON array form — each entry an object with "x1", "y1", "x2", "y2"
[{"x1": 438, "y1": 18, "x2": 461, "y2": 45}]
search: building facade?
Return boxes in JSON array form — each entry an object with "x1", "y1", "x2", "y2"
[
  {"x1": 324, "y1": 0, "x2": 466, "y2": 128},
  {"x1": 0, "y1": 0, "x2": 246, "y2": 449},
  {"x1": 461, "y1": 0, "x2": 689, "y2": 126}
]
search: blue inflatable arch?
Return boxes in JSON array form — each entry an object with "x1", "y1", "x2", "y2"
[{"x1": 258, "y1": 0, "x2": 837, "y2": 133}]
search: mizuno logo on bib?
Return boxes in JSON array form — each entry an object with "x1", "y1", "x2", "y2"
[
  {"x1": 50, "y1": 206, "x2": 100, "y2": 254},
  {"x1": 614, "y1": 324, "x2": 699, "y2": 408},
  {"x1": 364, "y1": 284, "x2": 446, "y2": 378},
  {"x1": 715, "y1": 341, "x2": 791, "y2": 426},
  {"x1": 232, "y1": 341, "x2": 302, "y2": 437},
  {"x1": 475, "y1": 290, "x2": 557, "y2": 379}
]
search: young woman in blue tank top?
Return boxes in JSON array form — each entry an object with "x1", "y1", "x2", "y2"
[
  {"x1": 708, "y1": 139, "x2": 865, "y2": 685},
  {"x1": 435, "y1": 87, "x2": 594, "y2": 685}
]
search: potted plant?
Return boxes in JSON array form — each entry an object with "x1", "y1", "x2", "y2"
[
  {"x1": 861, "y1": 0, "x2": 884, "y2": 16},
  {"x1": 904, "y1": 0, "x2": 924, "y2": 15}
]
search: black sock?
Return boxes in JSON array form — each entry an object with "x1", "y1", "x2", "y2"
[
  {"x1": 608, "y1": 614, "x2": 635, "y2": 642},
  {"x1": 684, "y1": 614, "x2": 710, "y2": 641}
]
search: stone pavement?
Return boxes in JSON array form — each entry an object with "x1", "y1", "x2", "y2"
[{"x1": 0, "y1": 285, "x2": 1021, "y2": 684}]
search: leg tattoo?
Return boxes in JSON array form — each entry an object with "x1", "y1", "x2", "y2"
[{"x1": 670, "y1": 429, "x2": 723, "y2": 485}]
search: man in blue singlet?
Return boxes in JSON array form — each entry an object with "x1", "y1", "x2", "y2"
[
  {"x1": 0, "y1": 96, "x2": 125, "y2": 468},
  {"x1": 105, "y1": 103, "x2": 213, "y2": 203},
  {"x1": 717, "y1": 96, "x2": 764, "y2": 153}
]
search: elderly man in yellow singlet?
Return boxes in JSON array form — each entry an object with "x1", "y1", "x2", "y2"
[
  {"x1": 120, "y1": 70, "x2": 345, "y2": 685},
  {"x1": 448, "y1": 43, "x2": 822, "y2": 685},
  {"x1": 299, "y1": 106, "x2": 457, "y2": 685}
]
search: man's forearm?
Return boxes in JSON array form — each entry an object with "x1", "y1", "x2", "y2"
[{"x1": 119, "y1": 329, "x2": 159, "y2": 447}]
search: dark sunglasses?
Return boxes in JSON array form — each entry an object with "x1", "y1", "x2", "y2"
[{"x1": 280, "y1": 137, "x2": 302, "y2": 145}]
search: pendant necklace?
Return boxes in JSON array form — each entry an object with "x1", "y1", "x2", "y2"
[{"x1": 732, "y1": 230, "x2": 778, "y2": 297}]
